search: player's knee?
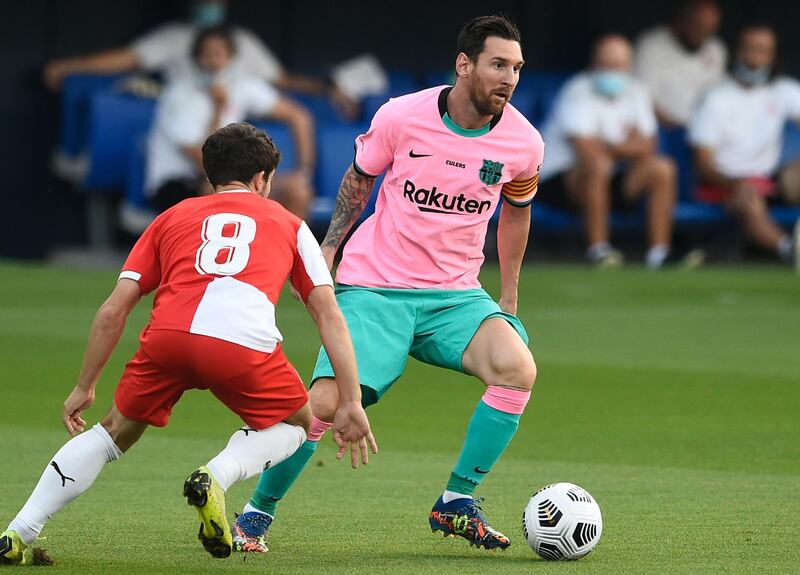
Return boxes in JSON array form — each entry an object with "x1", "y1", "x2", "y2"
[
  {"x1": 779, "y1": 164, "x2": 800, "y2": 204},
  {"x1": 308, "y1": 378, "x2": 339, "y2": 422},
  {"x1": 489, "y1": 349, "x2": 537, "y2": 391},
  {"x1": 651, "y1": 156, "x2": 676, "y2": 189},
  {"x1": 581, "y1": 152, "x2": 613, "y2": 179},
  {"x1": 283, "y1": 402, "x2": 312, "y2": 433},
  {"x1": 100, "y1": 410, "x2": 143, "y2": 453}
]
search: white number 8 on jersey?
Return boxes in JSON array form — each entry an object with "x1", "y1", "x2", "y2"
[{"x1": 195, "y1": 213, "x2": 257, "y2": 276}]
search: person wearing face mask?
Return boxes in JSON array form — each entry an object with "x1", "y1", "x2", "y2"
[
  {"x1": 634, "y1": 0, "x2": 727, "y2": 128},
  {"x1": 539, "y1": 35, "x2": 676, "y2": 268},
  {"x1": 43, "y1": 0, "x2": 356, "y2": 114},
  {"x1": 145, "y1": 26, "x2": 316, "y2": 217},
  {"x1": 689, "y1": 24, "x2": 800, "y2": 267}
]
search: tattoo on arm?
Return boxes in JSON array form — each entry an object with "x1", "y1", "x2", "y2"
[{"x1": 321, "y1": 164, "x2": 375, "y2": 253}]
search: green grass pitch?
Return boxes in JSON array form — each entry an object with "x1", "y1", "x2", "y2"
[{"x1": 1, "y1": 261, "x2": 798, "y2": 574}]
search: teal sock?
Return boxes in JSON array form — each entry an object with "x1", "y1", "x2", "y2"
[
  {"x1": 249, "y1": 439, "x2": 318, "y2": 517},
  {"x1": 447, "y1": 400, "x2": 522, "y2": 496}
]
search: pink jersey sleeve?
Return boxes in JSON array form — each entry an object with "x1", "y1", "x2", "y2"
[
  {"x1": 502, "y1": 132, "x2": 545, "y2": 207},
  {"x1": 119, "y1": 213, "x2": 166, "y2": 294},
  {"x1": 353, "y1": 101, "x2": 399, "y2": 177},
  {"x1": 290, "y1": 222, "x2": 334, "y2": 302}
]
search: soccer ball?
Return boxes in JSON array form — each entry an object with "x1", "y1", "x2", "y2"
[{"x1": 522, "y1": 482, "x2": 603, "y2": 560}]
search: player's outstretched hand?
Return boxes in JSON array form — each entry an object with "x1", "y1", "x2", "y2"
[
  {"x1": 62, "y1": 385, "x2": 95, "y2": 436},
  {"x1": 332, "y1": 401, "x2": 378, "y2": 469}
]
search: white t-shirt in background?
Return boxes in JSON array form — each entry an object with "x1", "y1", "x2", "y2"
[
  {"x1": 541, "y1": 73, "x2": 657, "y2": 180},
  {"x1": 131, "y1": 23, "x2": 284, "y2": 84},
  {"x1": 145, "y1": 75, "x2": 279, "y2": 195},
  {"x1": 688, "y1": 77, "x2": 800, "y2": 178},
  {"x1": 634, "y1": 26, "x2": 727, "y2": 126}
]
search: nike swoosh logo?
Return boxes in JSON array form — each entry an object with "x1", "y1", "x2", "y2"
[
  {"x1": 474, "y1": 466, "x2": 490, "y2": 474},
  {"x1": 409, "y1": 150, "x2": 432, "y2": 158}
]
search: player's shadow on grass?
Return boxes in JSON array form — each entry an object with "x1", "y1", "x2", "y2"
[{"x1": 383, "y1": 549, "x2": 537, "y2": 564}]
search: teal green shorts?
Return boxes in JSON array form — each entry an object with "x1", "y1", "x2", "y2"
[{"x1": 311, "y1": 285, "x2": 529, "y2": 406}]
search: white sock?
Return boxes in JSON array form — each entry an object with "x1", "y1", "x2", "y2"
[
  {"x1": 587, "y1": 242, "x2": 611, "y2": 261},
  {"x1": 243, "y1": 502, "x2": 272, "y2": 519},
  {"x1": 777, "y1": 235, "x2": 792, "y2": 260},
  {"x1": 7, "y1": 424, "x2": 122, "y2": 545},
  {"x1": 206, "y1": 423, "x2": 306, "y2": 492},
  {"x1": 646, "y1": 244, "x2": 670, "y2": 269},
  {"x1": 442, "y1": 490, "x2": 472, "y2": 504}
]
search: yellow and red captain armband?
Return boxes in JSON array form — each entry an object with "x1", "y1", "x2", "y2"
[{"x1": 501, "y1": 174, "x2": 538, "y2": 206}]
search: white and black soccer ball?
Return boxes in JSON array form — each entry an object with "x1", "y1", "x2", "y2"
[{"x1": 522, "y1": 482, "x2": 603, "y2": 560}]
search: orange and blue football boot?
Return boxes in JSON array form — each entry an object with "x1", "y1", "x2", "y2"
[
  {"x1": 429, "y1": 496, "x2": 510, "y2": 550},
  {"x1": 232, "y1": 511, "x2": 272, "y2": 553}
]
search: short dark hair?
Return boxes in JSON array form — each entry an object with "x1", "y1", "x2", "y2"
[
  {"x1": 674, "y1": 0, "x2": 720, "y2": 22},
  {"x1": 457, "y1": 15, "x2": 522, "y2": 62},
  {"x1": 202, "y1": 123, "x2": 281, "y2": 187},
  {"x1": 191, "y1": 25, "x2": 236, "y2": 61}
]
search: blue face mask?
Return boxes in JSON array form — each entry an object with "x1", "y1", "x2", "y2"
[
  {"x1": 192, "y1": 2, "x2": 226, "y2": 28},
  {"x1": 592, "y1": 71, "x2": 629, "y2": 98},
  {"x1": 733, "y1": 62, "x2": 770, "y2": 86}
]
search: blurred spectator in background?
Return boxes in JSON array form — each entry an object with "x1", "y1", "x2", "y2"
[
  {"x1": 635, "y1": 0, "x2": 726, "y2": 127},
  {"x1": 43, "y1": 0, "x2": 357, "y2": 116},
  {"x1": 540, "y1": 35, "x2": 676, "y2": 268},
  {"x1": 689, "y1": 24, "x2": 800, "y2": 265},
  {"x1": 146, "y1": 26, "x2": 315, "y2": 217}
]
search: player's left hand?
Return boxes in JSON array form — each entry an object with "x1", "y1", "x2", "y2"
[
  {"x1": 498, "y1": 296, "x2": 518, "y2": 315},
  {"x1": 62, "y1": 385, "x2": 95, "y2": 436}
]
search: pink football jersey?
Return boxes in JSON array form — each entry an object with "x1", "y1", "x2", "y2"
[{"x1": 337, "y1": 86, "x2": 544, "y2": 289}]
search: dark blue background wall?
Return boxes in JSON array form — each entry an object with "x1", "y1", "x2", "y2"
[{"x1": 1, "y1": 0, "x2": 797, "y2": 258}]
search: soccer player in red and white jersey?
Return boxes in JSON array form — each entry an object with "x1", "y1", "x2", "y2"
[{"x1": 0, "y1": 123, "x2": 376, "y2": 565}]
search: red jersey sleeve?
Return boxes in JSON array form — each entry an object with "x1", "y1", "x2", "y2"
[
  {"x1": 119, "y1": 213, "x2": 166, "y2": 295},
  {"x1": 290, "y1": 222, "x2": 334, "y2": 302}
]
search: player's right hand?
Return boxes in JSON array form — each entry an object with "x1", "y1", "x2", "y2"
[
  {"x1": 62, "y1": 385, "x2": 95, "y2": 436},
  {"x1": 332, "y1": 402, "x2": 378, "y2": 469}
]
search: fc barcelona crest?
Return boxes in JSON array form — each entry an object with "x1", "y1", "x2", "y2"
[{"x1": 479, "y1": 159, "x2": 504, "y2": 185}]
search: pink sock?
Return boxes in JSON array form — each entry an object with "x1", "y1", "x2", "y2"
[
  {"x1": 481, "y1": 386, "x2": 531, "y2": 414},
  {"x1": 307, "y1": 416, "x2": 333, "y2": 442}
]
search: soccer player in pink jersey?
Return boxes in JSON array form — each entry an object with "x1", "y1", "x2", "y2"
[
  {"x1": 0, "y1": 123, "x2": 376, "y2": 565},
  {"x1": 234, "y1": 15, "x2": 543, "y2": 552}
]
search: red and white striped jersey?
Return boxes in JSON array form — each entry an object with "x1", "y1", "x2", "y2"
[{"x1": 120, "y1": 189, "x2": 332, "y2": 352}]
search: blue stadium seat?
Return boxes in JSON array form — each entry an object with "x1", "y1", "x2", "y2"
[
  {"x1": 313, "y1": 123, "x2": 381, "y2": 223},
  {"x1": 250, "y1": 121, "x2": 298, "y2": 171},
  {"x1": 361, "y1": 70, "x2": 421, "y2": 122},
  {"x1": 657, "y1": 126, "x2": 695, "y2": 202},
  {"x1": 519, "y1": 71, "x2": 573, "y2": 125},
  {"x1": 781, "y1": 122, "x2": 800, "y2": 165},
  {"x1": 290, "y1": 93, "x2": 353, "y2": 127},
  {"x1": 386, "y1": 70, "x2": 420, "y2": 95},
  {"x1": 424, "y1": 69, "x2": 454, "y2": 88},
  {"x1": 531, "y1": 203, "x2": 580, "y2": 234},
  {"x1": 508, "y1": 88, "x2": 536, "y2": 123},
  {"x1": 60, "y1": 74, "x2": 124, "y2": 156},
  {"x1": 125, "y1": 134, "x2": 149, "y2": 210},
  {"x1": 83, "y1": 93, "x2": 156, "y2": 191}
]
